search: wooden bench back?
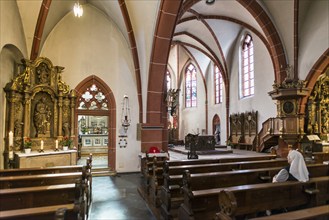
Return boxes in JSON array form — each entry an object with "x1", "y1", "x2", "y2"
[
  {"x1": 248, "y1": 204, "x2": 329, "y2": 220},
  {"x1": 183, "y1": 163, "x2": 328, "y2": 191},
  {"x1": 0, "y1": 165, "x2": 84, "y2": 177},
  {"x1": 0, "y1": 183, "x2": 80, "y2": 211},
  {"x1": 215, "y1": 176, "x2": 329, "y2": 219},
  {"x1": 0, "y1": 203, "x2": 80, "y2": 220},
  {"x1": 163, "y1": 159, "x2": 288, "y2": 176}
]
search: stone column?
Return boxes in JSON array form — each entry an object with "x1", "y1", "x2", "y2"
[
  {"x1": 70, "y1": 90, "x2": 76, "y2": 138},
  {"x1": 23, "y1": 91, "x2": 31, "y2": 138},
  {"x1": 58, "y1": 92, "x2": 63, "y2": 137}
]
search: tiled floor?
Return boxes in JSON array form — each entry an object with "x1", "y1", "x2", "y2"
[
  {"x1": 87, "y1": 148, "x2": 271, "y2": 219},
  {"x1": 90, "y1": 173, "x2": 156, "y2": 220}
]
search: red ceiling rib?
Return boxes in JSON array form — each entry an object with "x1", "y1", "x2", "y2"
[
  {"x1": 30, "y1": 0, "x2": 52, "y2": 60},
  {"x1": 118, "y1": 0, "x2": 143, "y2": 123}
]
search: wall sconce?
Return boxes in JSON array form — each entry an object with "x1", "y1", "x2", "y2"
[
  {"x1": 166, "y1": 89, "x2": 180, "y2": 116},
  {"x1": 121, "y1": 95, "x2": 131, "y2": 135}
]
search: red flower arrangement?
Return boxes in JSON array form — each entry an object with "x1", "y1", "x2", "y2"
[
  {"x1": 24, "y1": 137, "x2": 32, "y2": 149},
  {"x1": 60, "y1": 136, "x2": 73, "y2": 148}
]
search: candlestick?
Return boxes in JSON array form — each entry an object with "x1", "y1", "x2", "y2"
[
  {"x1": 55, "y1": 140, "x2": 58, "y2": 149},
  {"x1": 38, "y1": 140, "x2": 44, "y2": 153},
  {"x1": 9, "y1": 131, "x2": 13, "y2": 146}
]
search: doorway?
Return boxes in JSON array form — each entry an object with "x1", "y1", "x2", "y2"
[
  {"x1": 78, "y1": 115, "x2": 109, "y2": 167},
  {"x1": 75, "y1": 76, "x2": 116, "y2": 170},
  {"x1": 213, "y1": 114, "x2": 221, "y2": 145}
]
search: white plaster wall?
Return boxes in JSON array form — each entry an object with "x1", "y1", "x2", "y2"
[
  {"x1": 41, "y1": 5, "x2": 140, "y2": 172},
  {"x1": 230, "y1": 32, "x2": 277, "y2": 132},
  {"x1": 262, "y1": 0, "x2": 294, "y2": 67},
  {"x1": 299, "y1": 1, "x2": 329, "y2": 79},
  {"x1": 0, "y1": 1, "x2": 28, "y2": 57}
]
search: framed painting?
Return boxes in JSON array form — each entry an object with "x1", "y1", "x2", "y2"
[
  {"x1": 84, "y1": 138, "x2": 92, "y2": 147},
  {"x1": 94, "y1": 138, "x2": 101, "y2": 146}
]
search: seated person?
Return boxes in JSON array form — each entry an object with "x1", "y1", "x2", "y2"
[
  {"x1": 273, "y1": 144, "x2": 309, "y2": 183},
  {"x1": 267, "y1": 145, "x2": 309, "y2": 216}
]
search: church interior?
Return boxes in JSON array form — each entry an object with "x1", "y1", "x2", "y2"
[{"x1": 0, "y1": 0, "x2": 328, "y2": 219}]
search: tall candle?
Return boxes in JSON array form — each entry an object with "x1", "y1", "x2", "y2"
[
  {"x1": 9, "y1": 131, "x2": 13, "y2": 146},
  {"x1": 41, "y1": 140, "x2": 44, "y2": 150},
  {"x1": 55, "y1": 140, "x2": 58, "y2": 149},
  {"x1": 9, "y1": 150, "x2": 14, "y2": 160}
]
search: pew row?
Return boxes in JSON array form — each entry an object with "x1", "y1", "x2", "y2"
[
  {"x1": 150, "y1": 158, "x2": 288, "y2": 207},
  {"x1": 142, "y1": 154, "x2": 277, "y2": 195},
  {"x1": 178, "y1": 176, "x2": 329, "y2": 220},
  {"x1": 0, "y1": 181, "x2": 87, "y2": 220},
  {"x1": 248, "y1": 204, "x2": 329, "y2": 220},
  {"x1": 0, "y1": 154, "x2": 93, "y2": 178},
  {"x1": 0, "y1": 203, "x2": 81, "y2": 220},
  {"x1": 160, "y1": 163, "x2": 328, "y2": 220}
]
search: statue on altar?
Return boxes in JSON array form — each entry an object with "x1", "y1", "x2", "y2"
[
  {"x1": 37, "y1": 62, "x2": 50, "y2": 84},
  {"x1": 34, "y1": 97, "x2": 51, "y2": 137}
]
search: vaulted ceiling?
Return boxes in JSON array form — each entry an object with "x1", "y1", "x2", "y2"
[{"x1": 16, "y1": 0, "x2": 312, "y2": 83}]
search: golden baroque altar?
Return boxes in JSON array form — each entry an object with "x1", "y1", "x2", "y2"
[{"x1": 4, "y1": 57, "x2": 76, "y2": 168}]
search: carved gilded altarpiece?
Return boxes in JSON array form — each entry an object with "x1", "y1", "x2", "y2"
[
  {"x1": 306, "y1": 68, "x2": 329, "y2": 138},
  {"x1": 4, "y1": 57, "x2": 76, "y2": 158}
]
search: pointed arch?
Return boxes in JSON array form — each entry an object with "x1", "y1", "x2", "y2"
[
  {"x1": 74, "y1": 75, "x2": 116, "y2": 170},
  {"x1": 300, "y1": 49, "x2": 329, "y2": 114},
  {"x1": 212, "y1": 114, "x2": 221, "y2": 144}
]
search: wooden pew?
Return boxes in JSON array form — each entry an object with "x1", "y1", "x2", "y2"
[
  {"x1": 178, "y1": 176, "x2": 329, "y2": 220},
  {"x1": 0, "y1": 181, "x2": 87, "y2": 220},
  {"x1": 0, "y1": 183, "x2": 82, "y2": 211},
  {"x1": 248, "y1": 204, "x2": 329, "y2": 220},
  {"x1": 149, "y1": 154, "x2": 278, "y2": 185},
  {"x1": 0, "y1": 203, "x2": 81, "y2": 220},
  {"x1": 0, "y1": 154, "x2": 92, "y2": 219},
  {"x1": 161, "y1": 163, "x2": 328, "y2": 220},
  {"x1": 153, "y1": 159, "x2": 288, "y2": 204},
  {"x1": 0, "y1": 169, "x2": 87, "y2": 189},
  {"x1": 144, "y1": 155, "x2": 277, "y2": 201},
  {"x1": 0, "y1": 165, "x2": 84, "y2": 177}
]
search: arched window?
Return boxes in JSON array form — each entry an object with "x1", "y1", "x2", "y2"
[
  {"x1": 241, "y1": 34, "x2": 254, "y2": 98},
  {"x1": 214, "y1": 65, "x2": 223, "y2": 104},
  {"x1": 166, "y1": 70, "x2": 171, "y2": 91},
  {"x1": 185, "y1": 63, "x2": 197, "y2": 108}
]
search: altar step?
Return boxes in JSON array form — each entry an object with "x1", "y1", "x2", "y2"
[
  {"x1": 92, "y1": 167, "x2": 116, "y2": 177},
  {"x1": 81, "y1": 146, "x2": 108, "y2": 157}
]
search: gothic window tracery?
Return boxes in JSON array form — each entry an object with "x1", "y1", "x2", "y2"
[{"x1": 78, "y1": 84, "x2": 109, "y2": 110}]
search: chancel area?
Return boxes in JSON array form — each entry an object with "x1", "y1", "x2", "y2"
[{"x1": 0, "y1": 0, "x2": 328, "y2": 220}]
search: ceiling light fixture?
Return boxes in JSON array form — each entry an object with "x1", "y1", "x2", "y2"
[
  {"x1": 205, "y1": 0, "x2": 215, "y2": 5},
  {"x1": 74, "y1": 1, "x2": 83, "y2": 17}
]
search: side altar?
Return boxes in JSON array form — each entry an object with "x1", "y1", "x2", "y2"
[
  {"x1": 3, "y1": 57, "x2": 76, "y2": 168},
  {"x1": 14, "y1": 150, "x2": 77, "y2": 168}
]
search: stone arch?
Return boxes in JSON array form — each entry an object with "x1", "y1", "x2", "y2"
[
  {"x1": 300, "y1": 49, "x2": 329, "y2": 114},
  {"x1": 74, "y1": 75, "x2": 116, "y2": 170},
  {"x1": 0, "y1": 44, "x2": 25, "y2": 168}
]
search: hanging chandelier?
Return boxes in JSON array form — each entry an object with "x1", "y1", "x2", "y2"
[{"x1": 74, "y1": 1, "x2": 83, "y2": 17}]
